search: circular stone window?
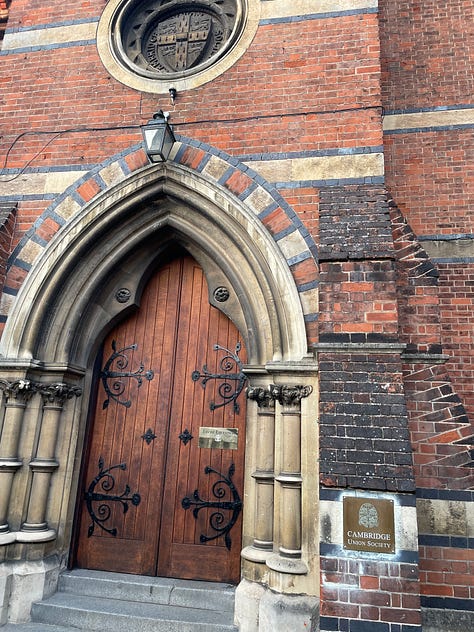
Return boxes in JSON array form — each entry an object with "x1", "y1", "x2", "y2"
[{"x1": 97, "y1": 0, "x2": 260, "y2": 93}]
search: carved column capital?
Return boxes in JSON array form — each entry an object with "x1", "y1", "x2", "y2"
[
  {"x1": 247, "y1": 386, "x2": 274, "y2": 408},
  {"x1": 38, "y1": 382, "x2": 82, "y2": 405},
  {"x1": 0, "y1": 379, "x2": 36, "y2": 403},
  {"x1": 269, "y1": 384, "x2": 313, "y2": 407}
]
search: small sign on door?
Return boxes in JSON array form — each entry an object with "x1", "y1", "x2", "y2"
[{"x1": 199, "y1": 427, "x2": 238, "y2": 450}]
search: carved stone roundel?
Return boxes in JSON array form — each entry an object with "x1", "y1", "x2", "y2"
[{"x1": 114, "y1": 0, "x2": 243, "y2": 79}]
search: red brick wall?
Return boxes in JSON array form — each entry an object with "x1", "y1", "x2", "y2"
[
  {"x1": 1, "y1": 8, "x2": 383, "y2": 255},
  {"x1": 2, "y1": 0, "x2": 103, "y2": 28},
  {"x1": 419, "y1": 543, "x2": 474, "y2": 603},
  {"x1": 379, "y1": 0, "x2": 473, "y2": 110},
  {"x1": 319, "y1": 261, "x2": 398, "y2": 338},
  {"x1": 2, "y1": 13, "x2": 383, "y2": 160},
  {"x1": 384, "y1": 130, "x2": 474, "y2": 237},
  {"x1": 390, "y1": 201, "x2": 474, "y2": 489},
  {"x1": 321, "y1": 551, "x2": 422, "y2": 630},
  {"x1": 438, "y1": 263, "x2": 474, "y2": 419}
]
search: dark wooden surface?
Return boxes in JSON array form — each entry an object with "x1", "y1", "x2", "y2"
[{"x1": 75, "y1": 256, "x2": 246, "y2": 583}]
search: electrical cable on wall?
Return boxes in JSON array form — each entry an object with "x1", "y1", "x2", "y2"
[{"x1": 0, "y1": 104, "x2": 383, "y2": 180}]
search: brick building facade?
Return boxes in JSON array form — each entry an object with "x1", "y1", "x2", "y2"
[{"x1": 0, "y1": 1, "x2": 472, "y2": 631}]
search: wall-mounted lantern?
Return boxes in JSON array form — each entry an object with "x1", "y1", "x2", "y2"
[{"x1": 141, "y1": 110, "x2": 176, "y2": 162}]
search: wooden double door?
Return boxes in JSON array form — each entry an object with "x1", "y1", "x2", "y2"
[{"x1": 75, "y1": 255, "x2": 246, "y2": 584}]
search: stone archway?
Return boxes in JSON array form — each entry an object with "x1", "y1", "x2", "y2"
[
  {"x1": 1, "y1": 160, "x2": 308, "y2": 365},
  {"x1": 0, "y1": 146, "x2": 319, "y2": 628}
]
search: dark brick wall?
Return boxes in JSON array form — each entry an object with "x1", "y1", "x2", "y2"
[
  {"x1": 319, "y1": 350, "x2": 415, "y2": 492},
  {"x1": 319, "y1": 186, "x2": 393, "y2": 261}
]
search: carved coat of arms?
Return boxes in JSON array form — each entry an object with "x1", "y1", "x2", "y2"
[
  {"x1": 150, "y1": 12, "x2": 214, "y2": 72},
  {"x1": 118, "y1": 0, "x2": 240, "y2": 76}
]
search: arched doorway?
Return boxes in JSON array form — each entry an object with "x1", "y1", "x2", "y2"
[
  {"x1": 74, "y1": 253, "x2": 246, "y2": 583},
  {"x1": 0, "y1": 159, "x2": 318, "y2": 626}
]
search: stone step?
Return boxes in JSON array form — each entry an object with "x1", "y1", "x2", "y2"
[
  {"x1": 2, "y1": 625, "x2": 76, "y2": 632},
  {"x1": 31, "y1": 591, "x2": 238, "y2": 632},
  {"x1": 3, "y1": 569, "x2": 238, "y2": 631},
  {"x1": 58, "y1": 568, "x2": 236, "y2": 613}
]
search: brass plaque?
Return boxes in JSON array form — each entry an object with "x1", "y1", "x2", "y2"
[
  {"x1": 198, "y1": 427, "x2": 238, "y2": 450},
  {"x1": 343, "y1": 497, "x2": 395, "y2": 554}
]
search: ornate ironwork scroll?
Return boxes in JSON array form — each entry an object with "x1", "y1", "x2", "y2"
[
  {"x1": 181, "y1": 463, "x2": 242, "y2": 550},
  {"x1": 84, "y1": 457, "x2": 141, "y2": 537},
  {"x1": 191, "y1": 343, "x2": 247, "y2": 413},
  {"x1": 100, "y1": 340, "x2": 154, "y2": 409}
]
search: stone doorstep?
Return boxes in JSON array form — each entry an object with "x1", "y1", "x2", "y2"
[
  {"x1": 32, "y1": 593, "x2": 238, "y2": 632},
  {"x1": 4, "y1": 569, "x2": 238, "y2": 632},
  {"x1": 2, "y1": 626, "x2": 74, "y2": 631},
  {"x1": 58, "y1": 568, "x2": 236, "y2": 612}
]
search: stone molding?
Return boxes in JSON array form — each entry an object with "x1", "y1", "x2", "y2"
[
  {"x1": 244, "y1": 373, "x2": 316, "y2": 579},
  {"x1": 0, "y1": 378, "x2": 35, "y2": 402},
  {"x1": 37, "y1": 382, "x2": 82, "y2": 404},
  {"x1": 247, "y1": 385, "x2": 274, "y2": 408},
  {"x1": 0, "y1": 377, "x2": 82, "y2": 547}
]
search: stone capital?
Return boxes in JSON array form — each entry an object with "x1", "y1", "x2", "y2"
[
  {"x1": 38, "y1": 382, "x2": 82, "y2": 405},
  {"x1": 269, "y1": 384, "x2": 313, "y2": 407},
  {"x1": 247, "y1": 386, "x2": 275, "y2": 408},
  {"x1": 0, "y1": 379, "x2": 36, "y2": 403}
]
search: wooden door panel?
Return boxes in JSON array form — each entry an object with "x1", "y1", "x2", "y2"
[
  {"x1": 75, "y1": 256, "x2": 246, "y2": 583},
  {"x1": 75, "y1": 260, "x2": 182, "y2": 575},
  {"x1": 164, "y1": 543, "x2": 234, "y2": 580},
  {"x1": 157, "y1": 259, "x2": 246, "y2": 583}
]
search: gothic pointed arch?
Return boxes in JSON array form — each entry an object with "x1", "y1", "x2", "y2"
[
  {"x1": 0, "y1": 141, "x2": 320, "y2": 617},
  {"x1": 0, "y1": 138, "x2": 318, "y2": 368}
]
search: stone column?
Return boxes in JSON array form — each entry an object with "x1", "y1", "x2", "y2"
[
  {"x1": 266, "y1": 383, "x2": 312, "y2": 575},
  {"x1": 242, "y1": 385, "x2": 275, "y2": 563},
  {"x1": 17, "y1": 382, "x2": 81, "y2": 543},
  {"x1": 0, "y1": 379, "x2": 35, "y2": 544}
]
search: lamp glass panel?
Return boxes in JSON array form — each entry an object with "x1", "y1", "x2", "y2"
[
  {"x1": 161, "y1": 126, "x2": 175, "y2": 160},
  {"x1": 144, "y1": 126, "x2": 165, "y2": 154}
]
